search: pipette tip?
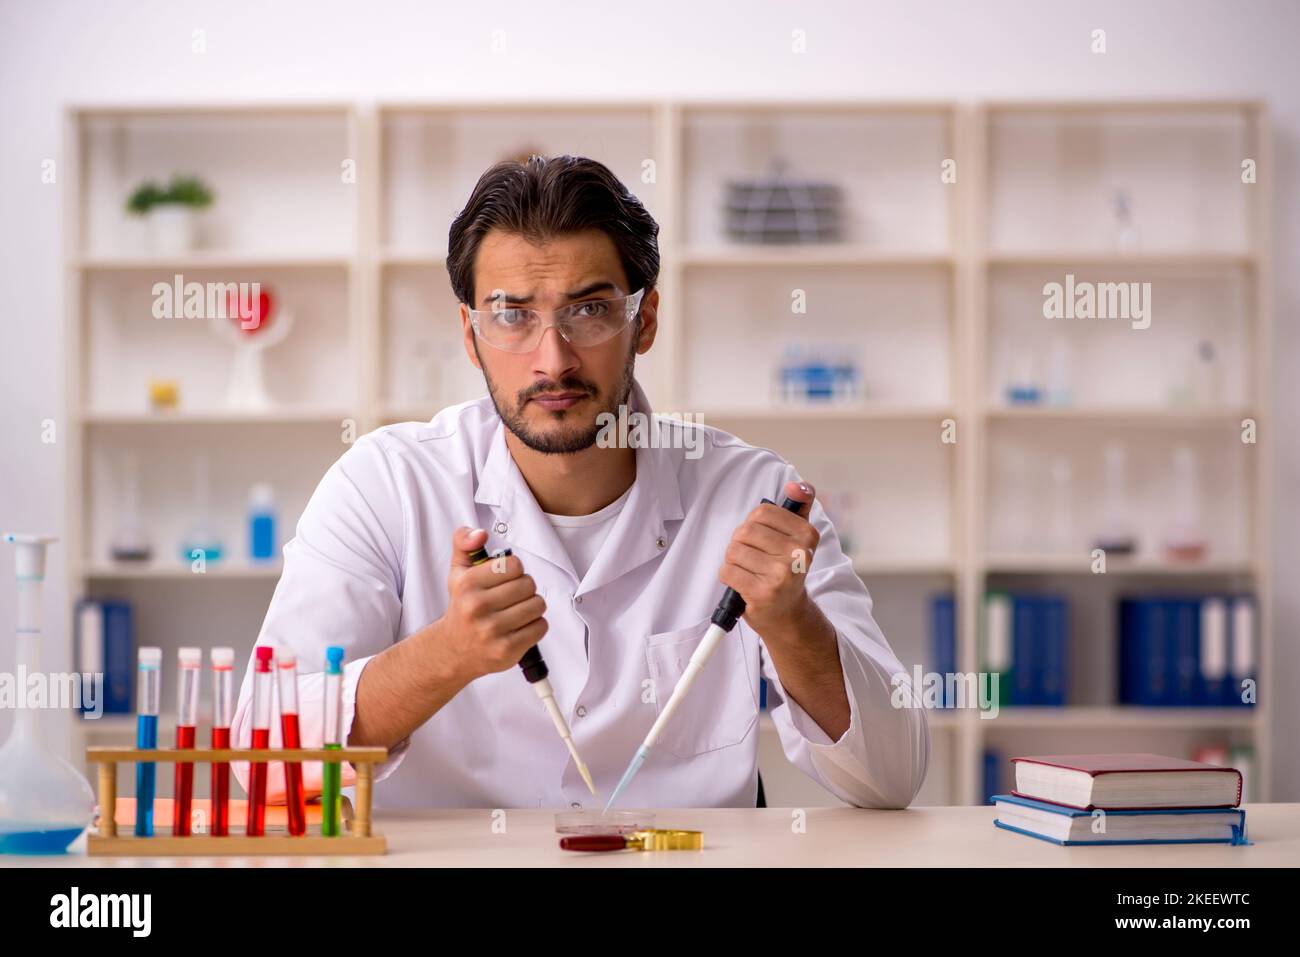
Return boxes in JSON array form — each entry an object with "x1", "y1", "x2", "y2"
[
  {"x1": 603, "y1": 745, "x2": 649, "y2": 813},
  {"x1": 576, "y1": 757, "x2": 597, "y2": 797}
]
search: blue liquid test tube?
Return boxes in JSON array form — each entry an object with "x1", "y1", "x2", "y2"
[{"x1": 135, "y1": 647, "x2": 162, "y2": 837}]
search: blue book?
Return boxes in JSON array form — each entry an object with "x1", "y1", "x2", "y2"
[
  {"x1": 993, "y1": 794, "x2": 1249, "y2": 846},
  {"x1": 930, "y1": 594, "x2": 956, "y2": 707},
  {"x1": 1118, "y1": 597, "x2": 1169, "y2": 706},
  {"x1": 1169, "y1": 597, "x2": 1201, "y2": 707},
  {"x1": 1038, "y1": 595, "x2": 1067, "y2": 706},
  {"x1": 76, "y1": 598, "x2": 134, "y2": 715},
  {"x1": 983, "y1": 751, "x2": 1001, "y2": 805},
  {"x1": 1143, "y1": 599, "x2": 1170, "y2": 705},
  {"x1": 1118, "y1": 598, "x2": 1137, "y2": 705},
  {"x1": 1012, "y1": 595, "x2": 1038, "y2": 705}
]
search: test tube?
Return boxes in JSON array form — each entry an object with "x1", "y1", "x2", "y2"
[
  {"x1": 210, "y1": 646, "x2": 234, "y2": 836},
  {"x1": 134, "y1": 647, "x2": 161, "y2": 837},
  {"x1": 247, "y1": 645, "x2": 274, "y2": 836},
  {"x1": 172, "y1": 647, "x2": 201, "y2": 836},
  {"x1": 277, "y1": 651, "x2": 306, "y2": 836},
  {"x1": 321, "y1": 646, "x2": 344, "y2": 837}
]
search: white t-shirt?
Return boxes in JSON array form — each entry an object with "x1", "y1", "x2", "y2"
[{"x1": 543, "y1": 483, "x2": 633, "y2": 583}]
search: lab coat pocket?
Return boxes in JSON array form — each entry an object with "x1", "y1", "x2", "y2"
[{"x1": 644, "y1": 616, "x2": 758, "y2": 759}]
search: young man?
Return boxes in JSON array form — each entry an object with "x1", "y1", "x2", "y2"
[{"x1": 232, "y1": 155, "x2": 929, "y2": 809}]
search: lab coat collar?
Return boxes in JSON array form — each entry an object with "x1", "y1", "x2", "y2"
[{"x1": 474, "y1": 377, "x2": 684, "y2": 591}]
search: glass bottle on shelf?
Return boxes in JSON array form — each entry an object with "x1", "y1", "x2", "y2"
[
  {"x1": 1164, "y1": 444, "x2": 1208, "y2": 562},
  {"x1": 1005, "y1": 341, "x2": 1042, "y2": 406},
  {"x1": 1046, "y1": 457, "x2": 1074, "y2": 554},
  {"x1": 1112, "y1": 189, "x2": 1140, "y2": 250},
  {"x1": 1045, "y1": 337, "x2": 1074, "y2": 407},
  {"x1": 247, "y1": 483, "x2": 277, "y2": 563},
  {"x1": 1093, "y1": 443, "x2": 1137, "y2": 557},
  {"x1": 179, "y1": 453, "x2": 223, "y2": 565},
  {"x1": 1192, "y1": 339, "x2": 1223, "y2": 407},
  {"x1": 108, "y1": 451, "x2": 152, "y2": 563}
]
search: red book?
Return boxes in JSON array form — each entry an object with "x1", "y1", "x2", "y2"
[{"x1": 1010, "y1": 753, "x2": 1243, "y2": 811}]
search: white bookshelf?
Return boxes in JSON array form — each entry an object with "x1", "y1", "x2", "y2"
[
  {"x1": 967, "y1": 101, "x2": 1272, "y2": 806},
  {"x1": 62, "y1": 99, "x2": 1273, "y2": 806}
]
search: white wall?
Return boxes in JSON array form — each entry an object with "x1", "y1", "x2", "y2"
[{"x1": 1, "y1": 0, "x2": 1297, "y2": 797}]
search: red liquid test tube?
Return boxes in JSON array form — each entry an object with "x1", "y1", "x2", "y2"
[
  {"x1": 247, "y1": 645, "x2": 274, "y2": 836},
  {"x1": 210, "y1": 646, "x2": 234, "y2": 836},
  {"x1": 172, "y1": 647, "x2": 201, "y2": 835},
  {"x1": 277, "y1": 652, "x2": 307, "y2": 836}
]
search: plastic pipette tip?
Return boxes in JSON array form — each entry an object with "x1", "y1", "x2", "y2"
[
  {"x1": 558, "y1": 731, "x2": 598, "y2": 797},
  {"x1": 604, "y1": 745, "x2": 649, "y2": 813},
  {"x1": 576, "y1": 756, "x2": 598, "y2": 797}
]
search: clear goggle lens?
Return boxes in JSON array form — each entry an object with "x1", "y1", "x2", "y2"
[{"x1": 471, "y1": 288, "x2": 644, "y2": 353}]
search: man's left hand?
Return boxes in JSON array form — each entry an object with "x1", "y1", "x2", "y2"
[{"x1": 718, "y1": 479, "x2": 820, "y2": 638}]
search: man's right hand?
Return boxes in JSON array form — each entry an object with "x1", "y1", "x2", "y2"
[{"x1": 431, "y1": 526, "x2": 549, "y2": 684}]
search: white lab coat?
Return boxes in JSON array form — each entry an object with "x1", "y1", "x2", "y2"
[{"x1": 231, "y1": 378, "x2": 929, "y2": 809}]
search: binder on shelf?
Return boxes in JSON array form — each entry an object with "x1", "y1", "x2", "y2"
[
  {"x1": 1012, "y1": 595, "x2": 1037, "y2": 705},
  {"x1": 983, "y1": 750, "x2": 1001, "y2": 805},
  {"x1": 1170, "y1": 597, "x2": 1200, "y2": 707},
  {"x1": 1118, "y1": 594, "x2": 1257, "y2": 708},
  {"x1": 981, "y1": 592, "x2": 1012, "y2": 709},
  {"x1": 1198, "y1": 597, "x2": 1229, "y2": 706},
  {"x1": 1037, "y1": 596, "x2": 1068, "y2": 707},
  {"x1": 929, "y1": 593, "x2": 956, "y2": 708},
  {"x1": 1227, "y1": 595, "x2": 1256, "y2": 708},
  {"x1": 985, "y1": 592, "x2": 1068, "y2": 707},
  {"x1": 75, "y1": 598, "x2": 134, "y2": 716}
]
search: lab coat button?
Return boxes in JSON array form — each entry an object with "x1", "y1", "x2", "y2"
[
  {"x1": 655, "y1": 536, "x2": 667, "y2": 549},
  {"x1": 494, "y1": 521, "x2": 508, "y2": 534},
  {"x1": 574, "y1": 595, "x2": 583, "y2": 605},
  {"x1": 576, "y1": 705, "x2": 587, "y2": 718},
  {"x1": 570, "y1": 802, "x2": 582, "y2": 809}
]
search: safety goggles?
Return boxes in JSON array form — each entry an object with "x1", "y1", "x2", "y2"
[{"x1": 469, "y1": 288, "x2": 645, "y2": 353}]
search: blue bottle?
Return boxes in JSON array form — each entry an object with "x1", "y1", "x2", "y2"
[{"x1": 248, "y1": 484, "x2": 277, "y2": 562}]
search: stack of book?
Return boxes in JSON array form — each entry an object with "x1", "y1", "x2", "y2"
[{"x1": 992, "y1": 753, "x2": 1248, "y2": 846}]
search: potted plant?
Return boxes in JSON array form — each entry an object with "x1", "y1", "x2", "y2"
[{"x1": 126, "y1": 174, "x2": 215, "y2": 253}]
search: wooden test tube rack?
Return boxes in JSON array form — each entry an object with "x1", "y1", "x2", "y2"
[{"x1": 85, "y1": 746, "x2": 389, "y2": 856}]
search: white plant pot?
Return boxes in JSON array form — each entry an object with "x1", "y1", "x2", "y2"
[{"x1": 147, "y1": 205, "x2": 198, "y2": 254}]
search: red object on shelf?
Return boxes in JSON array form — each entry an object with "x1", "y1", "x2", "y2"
[{"x1": 227, "y1": 287, "x2": 274, "y2": 335}]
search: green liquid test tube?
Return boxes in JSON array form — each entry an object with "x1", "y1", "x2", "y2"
[{"x1": 321, "y1": 646, "x2": 345, "y2": 836}]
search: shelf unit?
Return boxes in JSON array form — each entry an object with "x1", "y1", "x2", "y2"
[
  {"x1": 966, "y1": 101, "x2": 1272, "y2": 806},
  {"x1": 61, "y1": 100, "x2": 1273, "y2": 806},
  {"x1": 61, "y1": 103, "x2": 365, "y2": 795}
]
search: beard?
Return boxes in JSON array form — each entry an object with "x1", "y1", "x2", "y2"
[{"x1": 476, "y1": 323, "x2": 639, "y2": 455}]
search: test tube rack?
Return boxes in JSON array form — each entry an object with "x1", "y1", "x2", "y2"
[{"x1": 84, "y1": 745, "x2": 388, "y2": 856}]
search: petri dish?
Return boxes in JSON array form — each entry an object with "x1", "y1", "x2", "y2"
[{"x1": 554, "y1": 809, "x2": 656, "y2": 836}]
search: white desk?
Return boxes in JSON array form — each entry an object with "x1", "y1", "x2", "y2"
[{"x1": 6, "y1": 804, "x2": 1296, "y2": 867}]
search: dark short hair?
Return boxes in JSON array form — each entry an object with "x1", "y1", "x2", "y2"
[{"x1": 446, "y1": 154, "x2": 660, "y2": 306}]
